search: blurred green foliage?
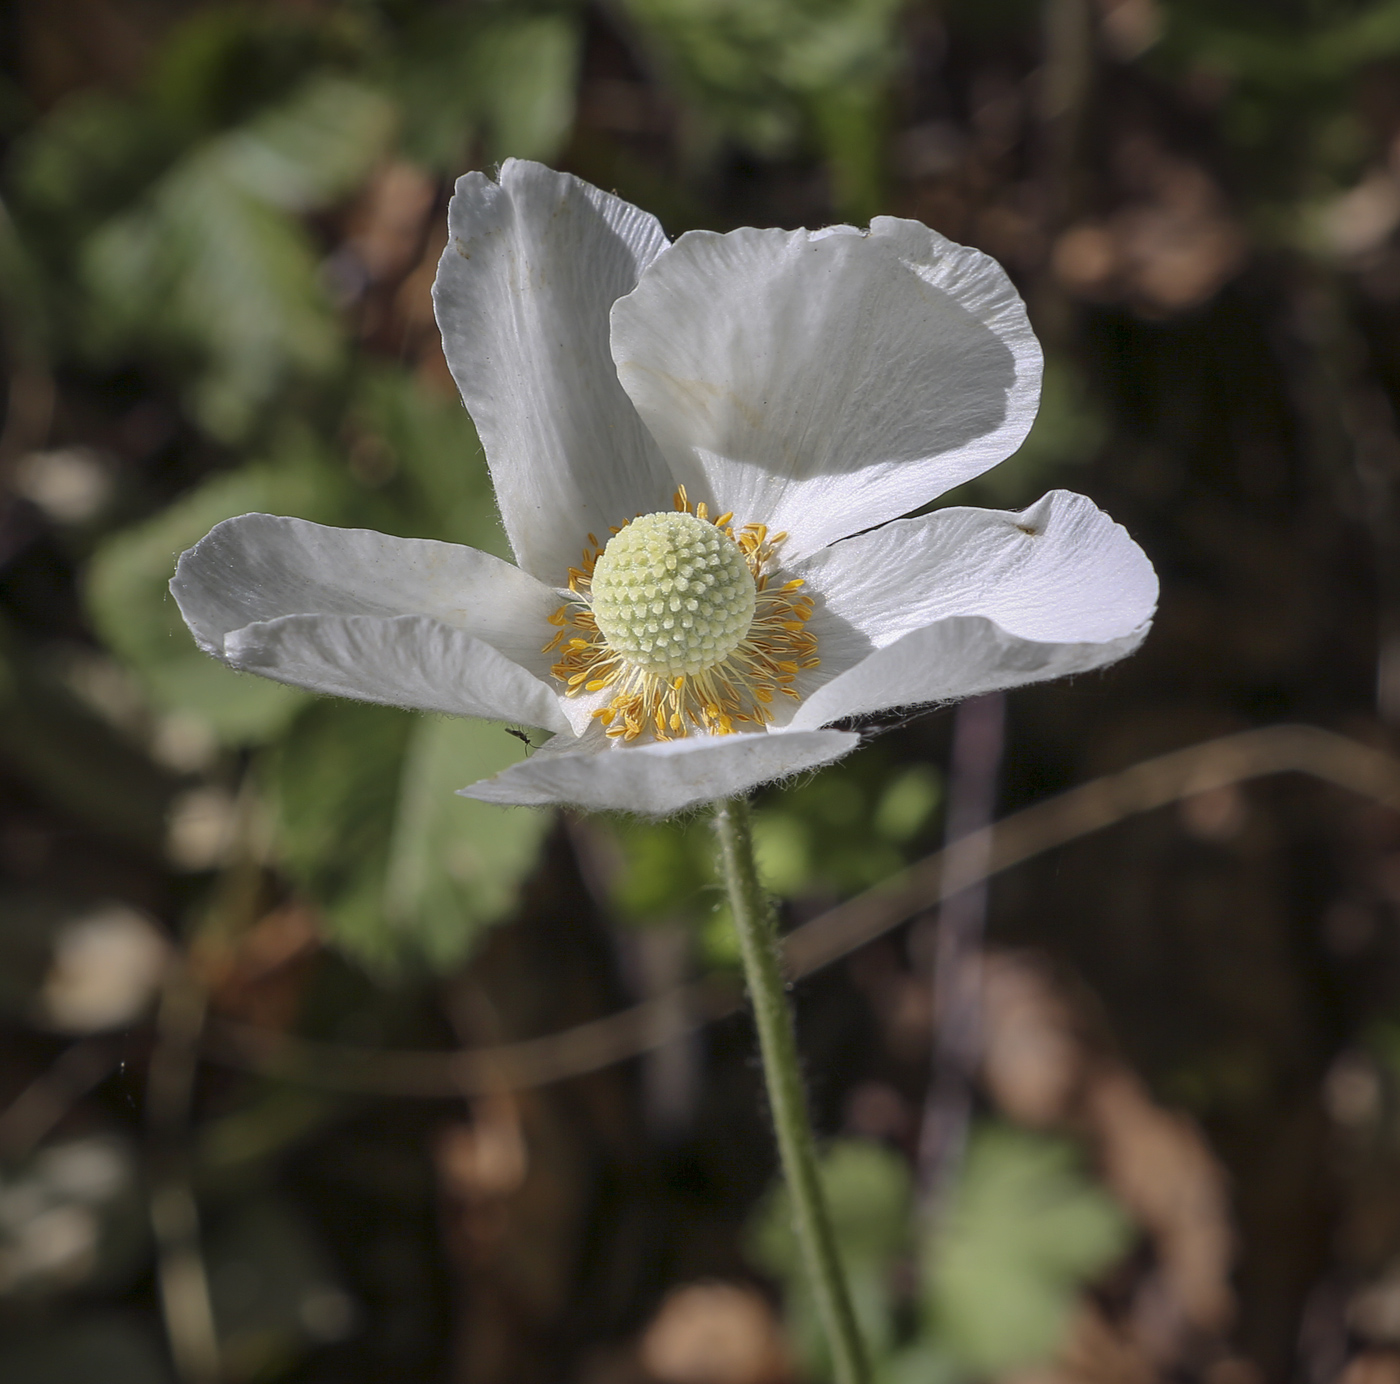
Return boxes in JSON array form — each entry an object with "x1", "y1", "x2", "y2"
[
  {"x1": 749, "y1": 1125, "x2": 1132, "y2": 1382},
  {"x1": 751, "y1": 1138, "x2": 916, "y2": 1371},
  {"x1": 0, "y1": 2, "x2": 588, "y2": 973},
  {"x1": 621, "y1": 0, "x2": 905, "y2": 218},
  {"x1": 1157, "y1": 1, "x2": 1400, "y2": 211},
  {"x1": 925, "y1": 1125, "x2": 1132, "y2": 1373},
  {"x1": 81, "y1": 76, "x2": 394, "y2": 440},
  {"x1": 946, "y1": 357, "x2": 1106, "y2": 509},
  {"x1": 388, "y1": 8, "x2": 581, "y2": 171},
  {"x1": 602, "y1": 750, "x2": 940, "y2": 966},
  {"x1": 0, "y1": 0, "x2": 951, "y2": 978}
]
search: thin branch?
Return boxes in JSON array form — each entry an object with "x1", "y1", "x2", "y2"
[
  {"x1": 202, "y1": 724, "x2": 1400, "y2": 1099},
  {"x1": 918, "y1": 691, "x2": 1005, "y2": 1203},
  {"x1": 205, "y1": 972, "x2": 744, "y2": 1098},
  {"x1": 0, "y1": 1039, "x2": 122, "y2": 1162},
  {"x1": 147, "y1": 965, "x2": 221, "y2": 1384}
]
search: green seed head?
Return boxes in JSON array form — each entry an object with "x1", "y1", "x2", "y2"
[{"x1": 589, "y1": 511, "x2": 757, "y2": 677}]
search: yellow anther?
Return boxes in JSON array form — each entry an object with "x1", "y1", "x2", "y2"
[{"x1": 544, "y1": 496, "x2": 817, "y2": 745}]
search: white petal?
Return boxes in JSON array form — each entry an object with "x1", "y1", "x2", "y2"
[
  {"x1": 460, "y1": 728, "x2": 859, "y2": 816},
  {"x1": 610, "y1": 217, "x2": 1041, "y2": 560},
  {"x1": 788, "y1": 616, "x2": 1147, "y2": 729},
  {"x1": 433, "y1": 159, "x2": 673, "y2": 582},
  {"x1": 171, "y1": 512, "x2": 561, "y2": 678},
  {"x1": 227, "y1": 615, "x2": 571, "y2": 731},
  {"x1": 787, "y1": 490, "x2": 1156, "y2": 728},
  {"x1": 797, "y1": 489, "x2": 1156, "y2": 655}
]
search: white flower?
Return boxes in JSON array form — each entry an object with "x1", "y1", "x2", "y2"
[{"x1": 171, "y1": 160, "x2": 1157, "y2": 818}]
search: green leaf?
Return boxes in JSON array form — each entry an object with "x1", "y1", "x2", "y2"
[
  {"x1": 148, "y1": 5, "x2": 371, "y2": 136},
  {"x1": 83, "y1": 455, "x2": 344, "y2": 746},
  {"x1": 264, "y1": 700, "x2": 416, "y2": 969},
  {"x1": 924, "y1": 1124, "x2": 1133, "y2": 1374},
  {"x1": 749, "y1": 1137, "x2": 913, "y2": 1278},
  {"x1": 80, "y1": 77, "x2": 394, "y2": 439},
  {"x1": 751, "y1": 810, "x2": 813, "y2": 896},
  {"x1": 382, "y1": 716, "x2": 551, "y2": 972},
  {"x1": 880, "y1": 1342, "x2": 965, "y2": 1384},
  {"x1": 621, "y1": 0, "x2": 902, "y2": 216},
  {"x1": 752, "y1": 766, "x2": 906, "y2": 897},
  {"x1": 606, "y1": 814, "x2": 717, "y2": 922},
  {"x1": 212, "y1": 75, "x2": 396, "y2": 213},
  {"x1": 265, "y1": 703, "x2": 546, "y2": 973},
  {"x1": 476, "y1": 15, "x2": 582, "y2": 164},
  {"x1": 349, "y1": 367, "x2": 508, "y2": 556},
  {"x1": 749, "y1": 1139, "x2": 913, "y2": 1374},
  {"x1": 872, "y1": 764, "x2": 941, "y2": 844},
  {"x1": 6, "y1": 91, "x2": 177, "y2": 257},
  {"x1": 392, "y1": 10, "x2": 581, "y2": 172}
]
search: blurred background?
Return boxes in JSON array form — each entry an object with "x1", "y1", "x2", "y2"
[{"x1": 2, "y1": 0, "x2": 1400, "y2": 1381}]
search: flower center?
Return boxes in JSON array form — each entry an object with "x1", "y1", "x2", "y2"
[
  {"x1": 589, "y1": 511, "x2": 757, "y2": 677},
  {"x1": 544, "y1": 487, "x2": 818, "y2": 742}
]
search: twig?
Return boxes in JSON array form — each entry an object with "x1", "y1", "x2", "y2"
[
  {"x1": 205, "y1": 973, "x2": 744, "y2": 1098},
  {"x1": 918, "y1": 691, "x2": 1005, "y2": 1203},
  {"x1": 147, "y1": 964, "x2": 221, "y2": 1384},
  {"x1": 0, "y1": 1038, "x2": 122, "y2": 1162},
  {"x1": 1040, "y1": 0, "x2": 1094, "y2": 201},
  {"x1": 202, "y1": 724, "x2": 1400, "y2": 1099}
]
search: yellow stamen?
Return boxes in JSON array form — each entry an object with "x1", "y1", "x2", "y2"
[{"x1": 545, "y1": 498, "x2": 819, "y2": 743}]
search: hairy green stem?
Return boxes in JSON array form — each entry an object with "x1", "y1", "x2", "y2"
[{"x1": 712, "y1": 797, "x2": 869, "y2": 1384}]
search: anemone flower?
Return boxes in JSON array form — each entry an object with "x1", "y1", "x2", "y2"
[{"x1": 171, "y1": 159, "x2": 1156, "y2": 818}]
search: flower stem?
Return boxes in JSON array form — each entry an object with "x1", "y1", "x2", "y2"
[{"x1": 712, "y1": 797, "x2": 869, "y2": 1384}]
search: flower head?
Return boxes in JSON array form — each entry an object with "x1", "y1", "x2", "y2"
[{"x1": 171, "y1": 160, "x2": 1156, "y2": 817}]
